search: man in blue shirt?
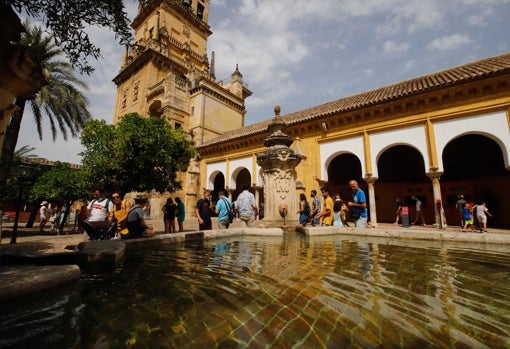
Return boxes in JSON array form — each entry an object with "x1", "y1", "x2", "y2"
[
  {"x1": 215, "y1": 190, "x2": 233, "y2": 229},
  {"x1": 348, "y1": 180, "x2": 368, "y2": 228}
]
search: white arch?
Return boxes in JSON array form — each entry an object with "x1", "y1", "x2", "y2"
[
  {"x1": 230, "y1": 166, "x2": 249, "y2": 190},
  {"x1": 374, "y1": 142, "x2": 426, "y2": 176},
  {"x1": 229, "y1": 156, "x2": 253, "y2": 189},
  {"x1": 208, "y1": 170, "x2": 224, "y2": 191},
  {"x1": 206, "y1": 161, "x2": 226, "y2": 189},
  {"x1": 434, "y1": 111, "x2": 510, "y2": 169},
  {"x1": 371, "y1": 125, "x2": 429, "y2": 178},
  {"x1": 323, "y1": 150, "x2": 355, "y2": 170},
  {"x1": 320, "y1": 136, "x2": 365, "y2": 180}
]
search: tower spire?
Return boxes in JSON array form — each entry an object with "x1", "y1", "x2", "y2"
[{"x1": 210, "y1": 51, "x2": 216, "y2": 80}]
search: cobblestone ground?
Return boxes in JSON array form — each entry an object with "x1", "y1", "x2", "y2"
[{"x1": 0, "y1": 217, "x2": 245, "y2": 254}]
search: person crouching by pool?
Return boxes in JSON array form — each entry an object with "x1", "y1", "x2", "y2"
[{"x1": 123, "y1": 194, "x2": 154, "y2": 239}]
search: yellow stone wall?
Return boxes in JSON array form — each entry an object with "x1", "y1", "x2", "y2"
[
  {"x1": 196, "y1": 73, "x2": 510, "y2": 226},
  {"x1": 190, "y1": 91, "x2": 244, "y2": 143}
]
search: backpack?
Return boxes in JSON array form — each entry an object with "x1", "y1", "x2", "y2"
[
  {"x1": 222, "y1": 198, "x2": 235, "y2": 223},
  {"x1": 303, "y1": 202, "x2": 311, "y2": 216}
]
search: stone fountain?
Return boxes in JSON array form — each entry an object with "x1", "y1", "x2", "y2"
[{"x1": 256, "y1": 105, "x2": 303, "y2": 227}]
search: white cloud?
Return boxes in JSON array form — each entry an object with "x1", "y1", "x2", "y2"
[
  {"x1": 383, "y1": 40, "x2": 410, "y2": 54},
  {"x1": 403, "y1": 60, "x2": 415, "y2": 72},
  {"x1": 427, "y1": 33, "x2": 473, "y2": 51},
  {"x1": 15, "y1": 0, "x2": 510, "y2": 164}
]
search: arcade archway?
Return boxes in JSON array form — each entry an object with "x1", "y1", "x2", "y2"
[
  {"x1": 326, "y1": 153, "x2": 363, "y2": 200},
  {"x1": 442, "y1": 134, "x2": 510, "y2": 228},
  {"x1": 376, "y1": 145, "x2": 430, "y2": 223}
]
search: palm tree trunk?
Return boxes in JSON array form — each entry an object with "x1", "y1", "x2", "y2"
[
  {"x1": 0, "y1": 98, "x2": 26, "y2": 190},
  {"x1": 25, "y1": 203, "x2": 40, "y2": 228},
  {"x1": 58, "y1": 200, "x2": 72, "y2": 234}
]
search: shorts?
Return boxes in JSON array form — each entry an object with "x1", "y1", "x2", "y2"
[
  {"x1": 299, "y1": 213, "x2": 309, "y2": 224},
  {"x1": 476, "y1": 215, "x2": 487, "y2": 224},
  {"x1": 464, "y1": 219, "x2": 473, "y2": 225},
  {"x1": 355, "y1": 217, "x2": 368, "y2": 228},
  {"x1": 217, "y1": 218, "x2": 230, "y2": 229}
]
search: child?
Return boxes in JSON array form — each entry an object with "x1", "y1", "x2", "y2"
[
  {"x1": 461, "y1": 204, "x2": 474, "y2": 232},
  {"x1": 333, "y1": 200, "x2": 344, "y2": 227},
  {"x1": 473, "y1": 201, "x2": 492, "y2": 233}
]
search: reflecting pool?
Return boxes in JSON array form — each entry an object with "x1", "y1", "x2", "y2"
[{"x1": 1, "y1": 233, "x2": 510, "y2": 348}]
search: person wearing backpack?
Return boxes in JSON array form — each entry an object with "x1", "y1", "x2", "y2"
[
  {"x1": 215, "y1": 190, "x2": 233, "y2": 229},
  {"x1": 82, "y1": 188, "x2": 114, "y2": 240},
  {"x1": 297, "y1": 193, "x2": 310, "y2": 227},
  {"x1": 87, "y1": 188, "x2": 114, "y2": 222}
]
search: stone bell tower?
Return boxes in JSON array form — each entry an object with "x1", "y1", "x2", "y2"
[
  {"x1": 111, "y1": 0, "x2": 252, "y2": 220},
  {"x1": 112, "y1": 0, "x2": 251, "y2": 144},
  {"x1": 257, "y1": 106, "x2": 303, "y2": 226}
]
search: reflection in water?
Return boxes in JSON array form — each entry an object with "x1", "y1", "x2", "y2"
[{"x1": 0, "y1": 234, "x2": 509, "y2": 348}]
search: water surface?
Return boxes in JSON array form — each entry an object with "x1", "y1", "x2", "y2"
[{"x1": 0, "y1": 233, "x2": 509, "y2": 348}]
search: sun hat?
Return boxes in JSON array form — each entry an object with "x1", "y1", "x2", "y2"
[
  {"x1": 134, "y1": 193, "x2": 149, "y2": 203},
  {"x1": 41, "y1": 201, "x2": 48, "y2": 206}
]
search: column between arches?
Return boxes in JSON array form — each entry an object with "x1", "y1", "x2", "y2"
[
  {"x1": 364, "y1": 176, "x2": 378, "y2": 227},
  {"x1": 426, "y1": 171, "x2": 445, "y2": 228}
]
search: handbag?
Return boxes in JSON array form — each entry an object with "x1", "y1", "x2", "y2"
[{"x1": 349, "y1": 206, "x2": 362, "y2": 219}]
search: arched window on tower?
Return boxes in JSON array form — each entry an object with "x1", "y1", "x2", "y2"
[
  {"x1": 148, "y1": 100, "x2": 163, "y2": 118},
  {"x1": 197, "y1": 3, "x2": 204, "y2": 19}
]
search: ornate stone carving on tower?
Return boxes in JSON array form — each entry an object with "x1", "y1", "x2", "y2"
[{"x1": 257, "y1": 105, "x2": 303, "y2": 226}]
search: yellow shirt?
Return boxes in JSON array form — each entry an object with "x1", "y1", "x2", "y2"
[
  {"x1": 113, "y1": 200, "x2": 129, "y2": 235},
  {"x1": 322, "y1": 197, "x2": 334, "y2": 226}
]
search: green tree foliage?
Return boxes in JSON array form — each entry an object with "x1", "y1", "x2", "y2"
[
  {"x1": 6, "y1": 0, "x2": 132, "y2": 74},
  {"x1": 80, "y1": 113, "x2": 197, "y2": 194},
  {"x1": 29, "y1": 162, "x2": 89, "y2": 203},
  {"x1": 29, "y1": 161, "x2": 90, "y2": 232}
]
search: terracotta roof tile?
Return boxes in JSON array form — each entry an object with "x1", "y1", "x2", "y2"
[{"x1": 199, "y1": 52, "x2": 510, "y2": 148}]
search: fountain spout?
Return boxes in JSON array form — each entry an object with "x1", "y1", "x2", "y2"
[{"x1": 278, "y1": 202, "x2": 288, "y2": 226}]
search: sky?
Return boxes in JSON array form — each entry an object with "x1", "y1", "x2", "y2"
[{"x1": 17, "y1": 0, "x2": 510, "y2": 164}]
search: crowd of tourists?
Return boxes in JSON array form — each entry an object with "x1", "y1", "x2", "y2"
[{"x1": 35, "y1": 182, "x2": 495, "y2": 239}]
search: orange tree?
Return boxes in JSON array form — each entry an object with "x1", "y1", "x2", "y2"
[{"x1": 80, "y1": 113, "x2": 196, "y2": 194}]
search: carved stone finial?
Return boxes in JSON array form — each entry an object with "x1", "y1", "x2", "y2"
[{"x1": 274, "y1": 105, "x2": 280, "y2": 116}]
